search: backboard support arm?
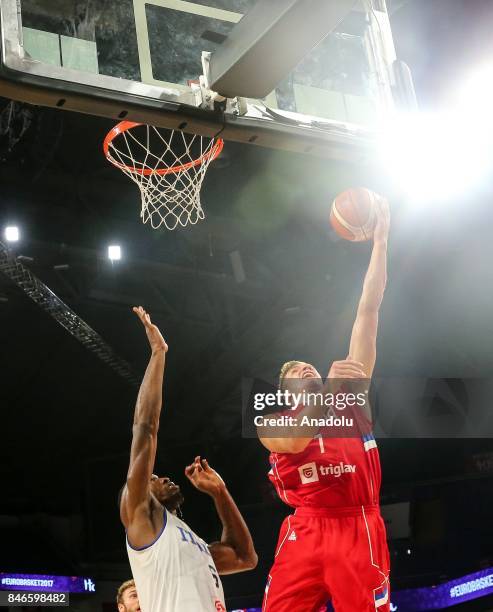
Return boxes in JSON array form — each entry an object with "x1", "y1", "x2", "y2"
[{"x1": 204, "y1": 0, "x2": 358, "y2": 99}]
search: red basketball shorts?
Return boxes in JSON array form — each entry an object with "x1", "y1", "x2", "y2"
[{"x1": 262, "y1": 505, "x2": 390, "y2": 612}]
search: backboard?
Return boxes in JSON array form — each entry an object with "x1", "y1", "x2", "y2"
[{"x1": 0, "y1": 0, "x2": 400, "y2": 160}]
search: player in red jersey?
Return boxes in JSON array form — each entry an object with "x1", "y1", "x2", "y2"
[{"x1": 259, "y1": 198, "x2": 391, "y2": 612}]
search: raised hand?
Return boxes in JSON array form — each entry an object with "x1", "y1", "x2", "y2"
[
  {"x1": 325, "y1": 358, "x2": 368, "y2": 397},
  {"x1": 328, "y1": 359, "x2": 366, "y2": 379},
  {"x1": 184, "y1": 456, "x2": 225, "y2": 498},
  {"x1": 133, "y1": 306, "x2": 168, "y2": 353},
  {"x1": 373, "y1": 196, "x2": 390, "y2": 244}
]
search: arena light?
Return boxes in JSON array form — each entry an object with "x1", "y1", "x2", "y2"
[
  {"x1": 107, "y1": 245, "x2": 121, "y2": 261},
  {"x1": 456, "y1": 63, "x2": 493, "y2": 121},
  {"x1": 378, "y1": 111, "x2": 492, "y2": 202},
  {"x1": 4, "y1": 226, "x2": 19, "y2": 242}
]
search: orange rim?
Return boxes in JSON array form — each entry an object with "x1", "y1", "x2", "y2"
[{"x1": 103, "y1": 121, "x2": 224, "y2": 176}]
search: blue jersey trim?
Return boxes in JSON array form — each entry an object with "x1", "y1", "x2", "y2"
[
  {"x1": 375, "y1": 586, "x2": 388, "y2": 600},
  {"x1": 126, "y1": 508, "x2": 167, "y2": 551}
]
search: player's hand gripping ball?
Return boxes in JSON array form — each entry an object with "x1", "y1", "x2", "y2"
[{"x1": 330, "y1": 187, "x2": 383, "y2": 242}]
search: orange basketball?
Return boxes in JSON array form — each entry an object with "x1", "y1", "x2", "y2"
[{"x1": 330, "y1": 187, "x2": 379, "y2": 242}]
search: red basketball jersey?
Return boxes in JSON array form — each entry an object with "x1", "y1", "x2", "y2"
[{"x1": 268, "y1": 431, "x2": 381, "y2": 508}]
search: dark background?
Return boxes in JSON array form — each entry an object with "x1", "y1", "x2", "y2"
[{"x1": 1, "y1": 0, "x2": 493, "y2": 609}]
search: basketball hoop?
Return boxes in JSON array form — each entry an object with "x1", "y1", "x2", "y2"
[{"x1": 103, "y1": 122, "x2": 224, "y2": 230}]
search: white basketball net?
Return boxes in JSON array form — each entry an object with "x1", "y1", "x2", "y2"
[{"x1": 105, "y1": 124, "x2": 222, "y2": 230}]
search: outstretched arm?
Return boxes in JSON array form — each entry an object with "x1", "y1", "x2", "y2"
[
  {"x1": 259, "y1": 200, "x2": 389, "y2": 453},
  {"x1": 121, "y1": 307, "x2": 168, "y2": 527},
  {"x1": 185, "y1": 457, "x2": 258, "y2": 575},
  {"x1": 348, "y1": 198, "x2": 390, "y2": 380}
]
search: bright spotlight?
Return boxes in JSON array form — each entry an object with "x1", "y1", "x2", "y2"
[
  {"x1": 4, "y1": 226, "x2": 19, "y2": 242},
  {"x1": 108, "y1": 245, "x2": 121, "y2": 261},
  {"x1": 379, "y1": 111, "x2": 492, "y2": 202},
  {"x1": 456, "y1": 64, "x2": 493, "y2": 121}
]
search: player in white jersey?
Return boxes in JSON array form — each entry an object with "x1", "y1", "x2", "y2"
[{"x1": 119, "y1": 307, "x2": 258, "y2": 612}]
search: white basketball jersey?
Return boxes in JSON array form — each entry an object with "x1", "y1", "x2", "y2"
[{"x1": 126, "y1": 509, "x2": 226, "y2": 612}]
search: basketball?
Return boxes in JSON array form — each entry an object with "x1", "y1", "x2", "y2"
[{"x1": 330, "y1": 187, "x2": 379, "y2": 242}]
